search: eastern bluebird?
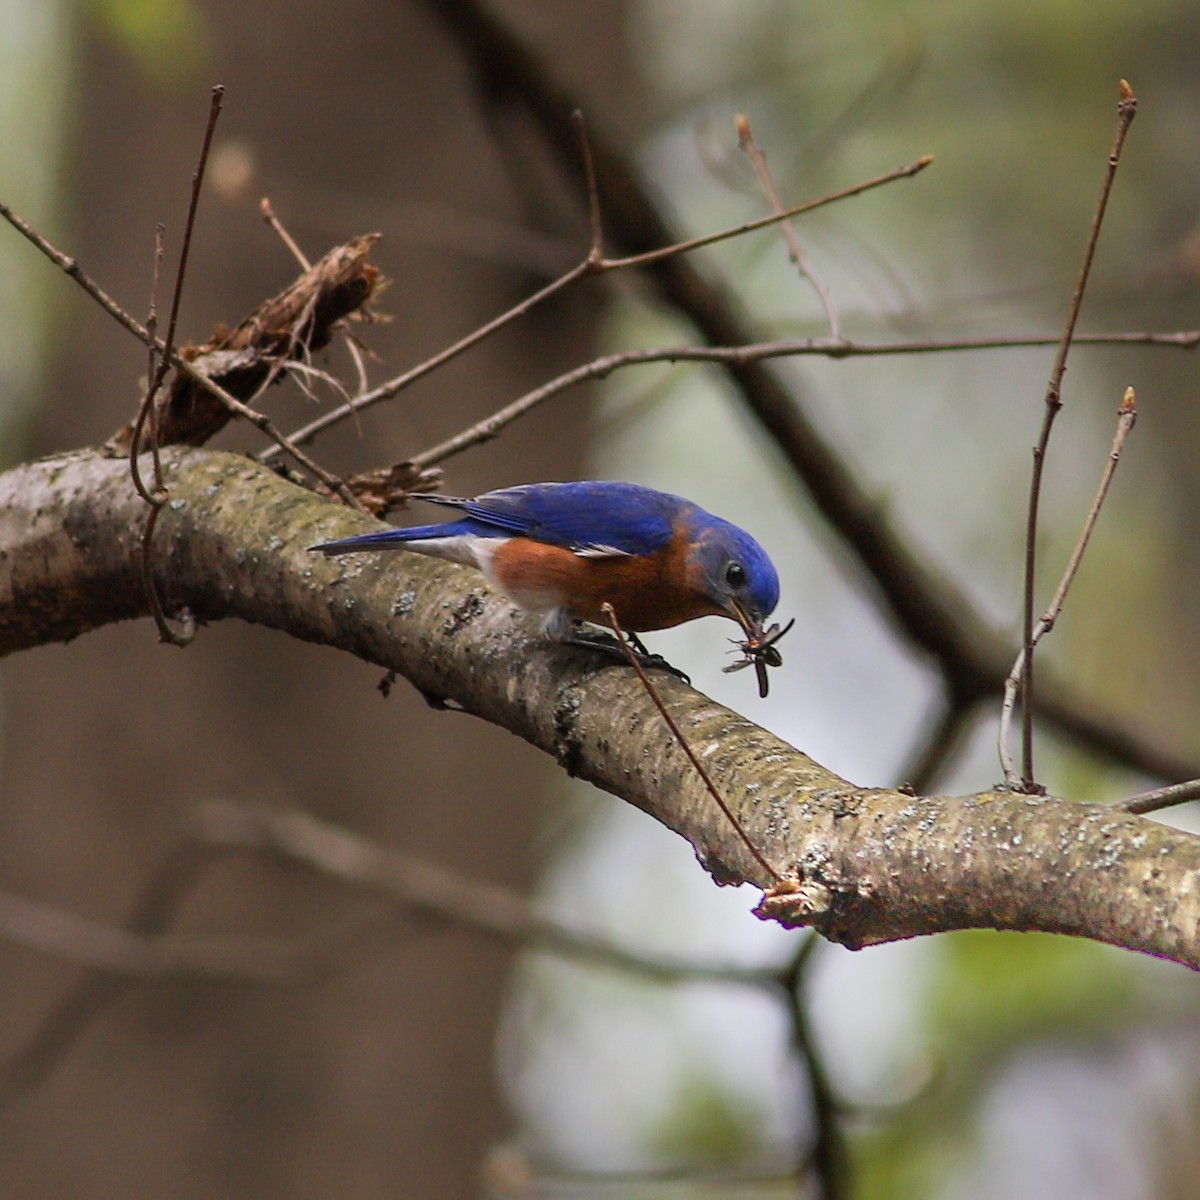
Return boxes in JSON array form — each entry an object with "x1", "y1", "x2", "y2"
[{"x1": 311, "y1": 481, "x2": 783, "y2": 688}]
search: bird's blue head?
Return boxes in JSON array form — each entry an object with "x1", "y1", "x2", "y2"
[{"x1": 684, "y1": 511, "x2": 780, "y2": 640}]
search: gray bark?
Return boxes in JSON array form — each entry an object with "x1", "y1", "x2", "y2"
[{"x1": 6, "y1": 445, "x2": 1197, "y2": 969}]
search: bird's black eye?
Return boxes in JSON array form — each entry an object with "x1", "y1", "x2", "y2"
[{"x1": 725, "y1": 561, "x2": 747, "y2": 588}]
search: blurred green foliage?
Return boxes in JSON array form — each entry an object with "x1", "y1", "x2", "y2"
[
  {"x1": 646, "y1": 1068, "x2": 764, "y2": 1169},
  {"x1": 82, "y1": 0, "x2": 209, "y2": 82},
  {"x1": 856, "y1": 931, "x2": 1141, "y2": 1198}
]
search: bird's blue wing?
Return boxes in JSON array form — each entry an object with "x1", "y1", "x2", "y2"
[
  {"x1": 429, "y1": 482, "x2": 685, "y2": 555},
  {"x1": 311, "y1": 482, "x2": 690, "y2": 557}
]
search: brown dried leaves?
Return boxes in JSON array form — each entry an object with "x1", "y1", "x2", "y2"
[{"x1": 110, "y1": 234, "x2": 382, "y2": 453}]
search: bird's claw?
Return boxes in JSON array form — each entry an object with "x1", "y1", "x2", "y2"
[{"x1": 563, "y1": 633, "x2": 690, "y2": 685}]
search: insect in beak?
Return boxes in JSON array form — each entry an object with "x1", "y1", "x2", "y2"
[{"x1": 724, "y1": 602, "x2": 795, "y2": 698}]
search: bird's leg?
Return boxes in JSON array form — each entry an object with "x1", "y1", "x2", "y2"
[
  {"x1": 626, "y1": 631, "x2": 653, "y2": 657},
  {"x1": 563, "y1": 630, "x2": 691, "y2": 685},
  {"x1": 543, "y1": 611, "x2": 689, "y2": 684}
]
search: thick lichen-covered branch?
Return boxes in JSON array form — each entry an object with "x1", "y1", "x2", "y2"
[{"x1": 2, "y1": 446, "x2": 1198, "y2": 968}]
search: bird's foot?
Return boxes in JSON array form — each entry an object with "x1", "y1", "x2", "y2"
[{"x1": 561, "y1": 632, "x2": 690, "y2": 685}]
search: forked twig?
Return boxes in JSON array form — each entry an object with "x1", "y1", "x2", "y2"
[
  {"x1": 0, "y1": 190, "x2": 365, "y2": 509},
  {"x1": 404, "y1": 330, "x2": 1182, "y2": 471},
  {"x1": 264, "y1": 155, "x2": 933, "y2": 458},
  {"x1": 1000, "y1": 387, "x2": 1138, "y2": 785},
  {"x1": 599, "y1": 603, "x2": 781, "y2": 884},
  {"x1": 600, "y1": 155, "x2": 933, "y2": 273},
  {"x1": 574, "y1": 109, "x2": 604, "y2": 262},
  {"x1": 736, "y1": 113, "x2": 841, "y2": 341},
  {"x1": 1017, "y1": 80, "x2": 1137, "y2": 788}
]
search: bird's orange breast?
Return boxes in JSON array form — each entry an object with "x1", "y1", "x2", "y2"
[{"x1": 488, "y1": 531, "x2": 722, "y2": 632}]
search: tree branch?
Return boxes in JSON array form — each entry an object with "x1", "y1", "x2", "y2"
[{"x1": 2, "y1": 446, "x2": 1198, "y2": 969}]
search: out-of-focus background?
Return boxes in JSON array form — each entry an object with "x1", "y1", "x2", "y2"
[{"x1": 2, "y1": 2, "x2": 1199, "y2": 1196}]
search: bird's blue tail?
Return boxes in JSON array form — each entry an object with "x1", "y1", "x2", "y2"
[{"x1": 309, "y1": 524, "x2": 459, "y2": 556}]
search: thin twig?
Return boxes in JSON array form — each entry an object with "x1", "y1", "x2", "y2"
[
  {"x1": 261, "y1": 196, "x2": 312, "y2": 269},
  {"x1": 258, "y1": 257, "x2": 595, "y2": 460},
  {"x1": 131, "y1": 85, "x2": 226, "y2": 479},
  {"x1": 573, "y1": 109, "x2": 604, "y2": 261},
  {"x1": 131, "y1": 86, "x2": 223, "y2": 644},
  {"x1": 600, "y1": 155, "x2": 933, "y2": 273},
  {"x1": 139, "y1": 504, "x2": 196, "y2": 646},
  {"x1": 264, "y1": 156, "x2": 932, "y2": 458},
  {"x1": 158, "y1": 84, "x2": 224, "y2": 395},
  {"x1": 598, "y1": 604, "x2": 781, "y2": 884},
  {"x1": 129, "y1": 223, "x2": 168, "y2": 507},
  {"x1": 0, "y1": 193, "x2": 363, "y2": 509},
  {"x1": 407, "y1": 333, "x2": 1169, "y2": 470},
  {"x1": 736, "y1": 113, "x2": 841, "y2": 341},
  {"x1": 1124, "y1": 778, "x2": 1200, "y2": 816},
  {"x1": 145, "y1": 224, "x2": 168, "y2": 493},
  {"x1": 1000, "y1": 386, "x2": 1138, "y2": 785},
  {"x1": 1018, "y1": 80, "x2": 1137, "y2": 789},
  {"x1": 801, "y1": 330, "x2": 1200, "y2": 353}
]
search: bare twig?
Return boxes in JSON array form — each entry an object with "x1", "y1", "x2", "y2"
[
  {"x1": 131, "y1": 86, "x2": 225, "y2": 498},
  {"x1": 1124, "y1": 778, "x2": 1200, "y2": 815},
  {"x1": 264, "y1": 156, "x2": 932, "y2": 458},
  {"x1": 600, "y1": 154, "x2": 932, "y2": 273},
  {"x1": 407, "y1": 333, "x2": 1170, "y2": 470},
  {"x1": 157, "y1": 84, "x2": 225, "y2": 400},
  {"x1": 130, "y1": 222, "x2": 168, "y2": 507},
  {"x1": 736, "y1": 112, "x2": 841, "y2": 341},
  {"x1": 599, "y1": 604, "x2": 782, "y2": 883},
  {"x1": 259, "y1": 256, "x2": 596, "y2": 461},
  {"x1": 139, "y1": 505, "x2": 197, "y2": 646},
  {"x1": 131, "y1": 86, "x2": 223, "y2": 645},
  {"x1": 1018, "y1": 80, "x2": 1137, "y2": 789},
  {"x1": 0, "y1": 193, "x2": 368, "y2": 507},
  {"x1": 574, "y1": 110, "x2": 604, "y2": 261},
  {"x1": 1001, "y1": 387, "x2": 1138, "y2": 785},
  {"x1": 261, "y1": 196, "x2": 311, "y2": 269}
]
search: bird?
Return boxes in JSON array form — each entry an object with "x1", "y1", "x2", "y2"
[{"x1": 310, "y1": 481, "x2": 783, "y2": 686}]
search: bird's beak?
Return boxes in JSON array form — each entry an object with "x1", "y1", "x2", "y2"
[{"x1": 728, "y1": 597, "x2": 764, "y2": 642}]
